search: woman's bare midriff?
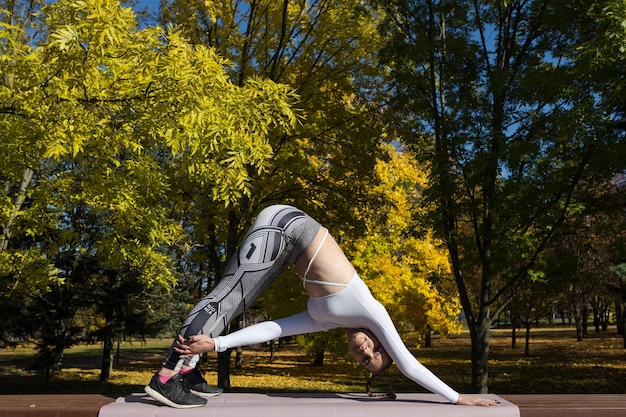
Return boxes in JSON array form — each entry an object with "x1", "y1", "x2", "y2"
[{"x1": 294, "y1": 227, "x2": 356, "y2": 298}]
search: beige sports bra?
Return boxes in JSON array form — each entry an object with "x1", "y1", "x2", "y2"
[{"x1": 300, "y1": 229, "x2": 348, "y2": 288}]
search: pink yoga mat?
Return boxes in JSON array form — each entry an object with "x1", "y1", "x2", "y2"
[{"x1": 99, "y1": 392, "x2": 519, "y2": 417}]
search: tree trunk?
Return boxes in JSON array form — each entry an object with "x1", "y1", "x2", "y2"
[
  {"x1": 616, "y1": 301, "x2": 624, "y2": 336},
  {"x1": 52, "y1": 344, "x2": 64, "y2": 374},
  {"x1": 231, "y1": 319, "x2": 243, "y2": 369},
  {"x1": 0, "y1": 167, "x2": 33, "y2": 252},
  {"x1": 593, "y1": 301, "x2": 601, "y2": 333},
  {"x1": 470, "y1": 318, "x2": 490, "y2": 393},
  {"x1": 42, "y1": 348, "x2": 52, "y2": 386},
  {"x1": 217, "y1": 350, "x2": 232, "y2": 391},
  {"x1": 116, "y1": 336, "x2": 121, "y2": 365},
  {"x1": 313, "y1": 347, "x2": 324, "y2": 366},
  {"x1": 621, "y1": 302, "x2": 626, "y2": 349},
  {"x1": 448, "y1": 233, "x2": 491, "y2": 393},
  {"x1": 313, "y1": 334, "x2": 327, "y2": 366},
  {"x1": 424, "y1": 327, "x2": 432, "y2": 348},
  {"x1": 100, "y1": 332, "x2": 113, "y2": 382},
  {"x1": 623, "y1": 317, "x2": 626, "y2": 349},
  {"x1": 215, "y1": 208, "x2": 244, "y2": 389},
  {"x1": 573, "y1": 297, "x2": 585, "y2": 342},
  {"x1": 600, "y1": 305, "x2": 608, "y2": 332},
  {"x1": 511, "y1": 319, "x2": 517, "y2": 349},
  {"x1": 235, "y1": 347, "x2": 243, "y2": 369},
  {"x1": 524, "y1": 323, "x2": 531, "y2": 357}
]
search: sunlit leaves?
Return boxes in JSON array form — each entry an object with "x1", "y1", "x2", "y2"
[
  {"x1": 1, "y1": 0, "x2": 297, "y2": 295},
  {"x1": 158, "y1": 0, "x2": 386, "y2": 224},
  {"x1": 346, "y1": 146, "x2": 462, "y2": 339},
  {"x1": 0, "y1": 249, "x2": 63, "y2": 295}
]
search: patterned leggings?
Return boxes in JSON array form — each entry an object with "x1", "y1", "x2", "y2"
[{"x1": 162, "y1": 205, "x2": 321, "y2": 370}]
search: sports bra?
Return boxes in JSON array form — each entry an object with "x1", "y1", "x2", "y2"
[{"x1": 300, "y1": 228, "x2": 348, "y2": 288}]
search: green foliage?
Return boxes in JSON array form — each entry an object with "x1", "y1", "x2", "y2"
[
  {"x1": 378, "y1": 0, "x2": 626, "y2": 392},
  {"x1": 0, "y1": 0, "x2": 298, "y2": 289},
  {"x1": 152, "y1": 1, "x2": 391, "y2": 376},
  {"x1": 3, "y1": 0, "x2": 623, "y2": 389},
  {"x1": 157, "y1": 0, "x2": 388, "y2": 230},
  {"x1": 0, "y1": 0, "x2": 298, "y2": 376}
]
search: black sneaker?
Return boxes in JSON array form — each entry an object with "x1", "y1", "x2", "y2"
[
  {"x1": 144, "y1": 372, "x2": 207, "y2": 408},
  {"x1": 182, "y1": 368, "x2": 224, "y2": 398}
]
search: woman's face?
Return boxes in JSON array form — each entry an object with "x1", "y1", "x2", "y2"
[{"x1": 345, "y1": 328, "x2": 392, "y2": 373}]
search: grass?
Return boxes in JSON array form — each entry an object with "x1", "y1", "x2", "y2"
[{"x1": 1, "y1": 327, "x2": 624, "y2": 398}]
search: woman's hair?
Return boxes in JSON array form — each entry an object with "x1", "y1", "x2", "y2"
[{"x1": 365, "y1": 362, "x2": 396, "y2": 399}]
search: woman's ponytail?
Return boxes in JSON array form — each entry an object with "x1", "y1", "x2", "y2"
[{"x1": 365, "y1": 372, "x2": 396, "y2": 400}]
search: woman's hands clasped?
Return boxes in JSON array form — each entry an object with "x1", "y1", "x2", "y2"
[{"x1": 174, "y1": 334, "x2": 216, "y2": 358}]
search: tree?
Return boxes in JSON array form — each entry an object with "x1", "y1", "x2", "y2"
[
  {"x1": 378, "y1": 0, "x2": 626, "y2": 393},
  {"x1": 154, "y1": 0, "x2": 387, "y2": 224},
  {"x1": 154, "y1": 0, "x2": 389, "y2": 387},
  {"x1": 506, "y1": 279, "x2": 551, "y2": 356},
  {"x1": 610, "y1": 264, "x2": 626, "y2": 348},
  {"x1": 1, "y1": 0, "x2": 298, "y2": 381},
  {"x1": 346, "y1": 146, "x2": 462, "y2": 342},
  {"x1": 259, "y1": 146, "x2": 461, "y2": 367},
  {"x1": 570, "y1": 0, "x2": 626, "y2": 347},
  {"x1": 571, "y1": 0, "x2": 626, "y2": 134}
]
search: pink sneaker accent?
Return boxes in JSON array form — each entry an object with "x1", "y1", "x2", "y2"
[{"x1": 158, "y1": 372, "x2": 172, "y2": 385}]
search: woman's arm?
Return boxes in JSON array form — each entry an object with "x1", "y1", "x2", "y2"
[
  {"x1": 362, "y1": 291, "x2": 498, "y2": 406},
  {"x1": 175, "y1": 311, "x2": 325, "y2": 356}
]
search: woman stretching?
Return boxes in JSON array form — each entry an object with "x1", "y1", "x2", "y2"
[{"x1": 145, "y1": 205, "x2": 499, "y2": 408}]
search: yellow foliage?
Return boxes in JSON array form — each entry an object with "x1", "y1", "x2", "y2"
[
  {"x1": 346, "y1": 146, "x2": 462, "y2": 340},
  {"x1": 0, "y1": 0, "x2": 298, "y2": 291}
]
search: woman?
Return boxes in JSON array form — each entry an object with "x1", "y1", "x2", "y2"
[{"x1": 145, "y1": 205, "x2": 499, "y2": 409}]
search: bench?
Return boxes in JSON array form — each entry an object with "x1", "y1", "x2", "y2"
[
  {"x1": 1, "y1": 393, "x2": 625, "y2": 416},
  {"x1": 503, "y1": 394, "x2": 626, "y2": 417},
  {"x1": 0, "y1": 394, "x2": 113, "y2": 417}
]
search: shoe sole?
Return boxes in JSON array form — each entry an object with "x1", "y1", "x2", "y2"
[
  {"x1": 191, "y1": 389, "x2": 223, "y2": 398},
  {"x1": 144, "y1": 385, "x2": 207, "y2": 408}
]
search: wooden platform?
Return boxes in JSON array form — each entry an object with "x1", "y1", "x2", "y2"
[
  {"x1": 503, "y1": 394, "x2": 626, "y2": 417},
  {"x1": 0, "y1": 394, "x2": 113, "y2": 417},
  {"x1": 0, "y1": 394, "x2": 625, "y2": 417}
]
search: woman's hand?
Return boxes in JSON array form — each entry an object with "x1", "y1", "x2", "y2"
[
  {"x1": 174, "y1": 334, "x2": 215, "y2": 357},
  {"x1": 455, "y1": 394, "x2": 501, "y2": 407}
]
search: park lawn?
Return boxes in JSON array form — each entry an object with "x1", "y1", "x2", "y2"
[{"x1": 0, "y1": 327, "x2": 624, "y2": 397}]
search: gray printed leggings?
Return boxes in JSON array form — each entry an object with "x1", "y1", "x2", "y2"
[{"x1": 162, "y1": 205, "x2": 321, "y2": 370}]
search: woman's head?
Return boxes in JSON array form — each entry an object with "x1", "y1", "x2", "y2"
[
  {"x1": 344, "y1": 328, "x2": 392, "y2": 373},
  {"x1": 345, "y1": 328, "x2": 395, "y2": 399}
]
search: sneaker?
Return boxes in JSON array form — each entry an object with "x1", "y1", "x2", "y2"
[
  {"x1": 182, "y1": 368, "x2": 224, "y2": 398},
  {"x1": 144, "y1": 372, "x2": 207, "y2": 408}
]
